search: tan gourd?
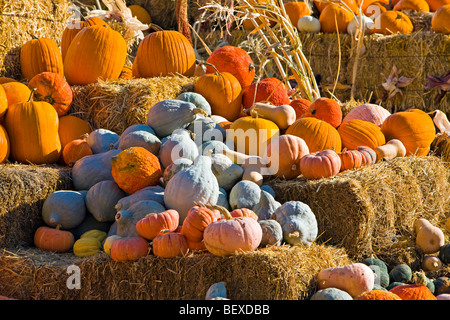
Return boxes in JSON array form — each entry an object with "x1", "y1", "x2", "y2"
[
  {"x1": 375, "y1": 139, "x2": 407, "y2": 162},
  {"x1": 246, "y1": 102, "x2": 297, "y2": 130},
  {"x1": 422, "y1": 255, "x2": 443, "y2": 271},
  {"x1": 414, "y1": 218, "x2": 445, "y2": 254},
  {"x1": 240, "y1": 156, "x2": 268, "y2": 186}
]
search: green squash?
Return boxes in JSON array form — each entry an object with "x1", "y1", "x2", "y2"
[
  {"x1": 389, "y1": 264, "x2": 412, "y2": 283},
  {"x1": 362, "y1": 258, "x2": 389, "y2": 288},
  {"x1": 85, "y1": 180, "x2": 127, "y2": 222},
  {"x1": 42, "y1": 190, "x2": 87, "y2": 229},
  {"x1": 177, "y1": 92, "x2": 212, "y2": 116},
  {"x1": 310, "y1": 288, "x2": 353, "y2": 300},
  {"x1": 439, "y1": 243, "x2": 450, "y2": 264}
]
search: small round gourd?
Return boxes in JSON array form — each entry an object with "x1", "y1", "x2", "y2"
[
  {"x1": 297, "y1": 15, "x2": 321, "y2": 32},
  {"x1": 42, "y1": 190, "x2": 87, "y2": 229},
  {"x1": 422, "y1": 255, "x2": 443, "y2": 271},
  {"x1": 73, "y1": 237, "x2": 102, "y2": 257},
  {"x1": 389, "y1": 264, "x2": 412, "y2": 283}
]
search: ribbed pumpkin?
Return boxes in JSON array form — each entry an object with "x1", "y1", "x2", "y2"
[
  {"x1": 34, "y1": 225, "x2": 74, "y2": 253},
  {"x1": 299, "y1": 149, "x2": 341, "y2": 179},
  {"x1": 302, "y1": 98, "x2": 342, "y2": 128},
  {"x1": 62, "y1": 138, "x2": 93, "y2": 166},
  {"x1": 363, "y1": 1, "x2": 388, "y2": 17},
  {"x1": 338, "y1": 119, "x2": 386, "y2": 150},
  {"x1": 342, "y1": 103, "x2": 391, "y2": 126},
  {"x1": 28, "y1": 72, "x2": 73, "y2": 117},
  {"x1": 290, "y1": 98, "x2": 311, "y2": 119},
  {"x1": 152, "y1": 230, "x2": 189, "y2": 258},
  {"x1": 241, "y1": 78, "x2": 291, "y2": 110},
  {"x1": 20, "y1": 37, "x2": 64, "y2": 81},
  {"x1": 128, "y1": 4, "x2": 152, "y2": 25},
  {"x1": 226, "y1": 116, "x2": 280, "y2": 156},
  {"x1": 431, "y1": 4, "x2": 450, "y2": 33},
  {"x1": 2, "y1": 82, "x2": 31, "y2": 107},
  {"x1": 263, "y1": 134, "x2": 310, "y2": 179},
  {"x1": 180, "y1": 205, "x2": 222, "y2": 245},
  {"x1": 0, "y1": 125, "x2": 9, "y2": 163},
  {"x1": 0, "y1": 84, "x2": 7, "y2": 120},
  {"x1": 427, "y1": 0, "x2": 450, "y2": 11},
  {"x1": 389, "y1": 272, "x2": 438, "y2": 300},
  {"x1": 286, "y1": 117, "x2": 342, "y2": 153},
  {"x1": 134, "y1": 30, "x2": 196, "y2": 78},
  {"x1": 58, "y1": 115, "x2": 92, "y2": 150},
  {"x1": 205, "y1": 46, "x2": 255, "y2": 88},
  {"x1": 64, "y1": 25, "x2": 127, "y2": 85},
  {"x1": 357, "y1": 145, "x2": 377, "y2": 165},
  {"x1": 60, "y1": 17, "x2": 107, "y2": 61},
  {"x1": 338, "y1": 149, "x2": 364, "y2": 172},
  {"x1": 136, "y1": 209, "x2": 180, "y2": 241},
  {"x1": 394, "y1": 0, "x2": 430, "y2": 11},
  {"x1": 319, "y1": 3, "x2": 355, "y2": 33},
  {"x1": 119, "y1": 65, "x2": 133, "y2": 79},
  {"x1": 110, "y1": 236, "x2": 149, "y2": 262},
  {"x1": 0, "y1": 77, "x2": 17, "y2": 84},
  {"x1": 371, "y1": 10, "x2": 414, "y2": 34},
  {"x1": 314, "y1": 0, "x2": 359, "y2": 13},
  {"x1": 380, "y1": 109, "x2": 436, "y2": 156},
  {"x1": 194, "y1": 68, "x2": 243, "y2": 122},
  {"x1": 4, "y1": 90, "x2": 61, "y2": 164},
  {"x1": 284, "y1": 1, "x2": 311, "y2": 26},
  {"x1": 111, "y1": 146, "x2": 162, "y2": 194},
  {"x1": 355, "y1": 290, "x2": 402, "y2": 300}
]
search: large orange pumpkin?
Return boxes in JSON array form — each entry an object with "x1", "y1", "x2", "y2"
[
  {"x1": 241, "y1": 78, "x2": 291, "y2": 110},
  {"x1": 2, "y1": 82, "x2": 32, "y2": 107},
  {"x1": 284, "y1": 1, "x2": 312, "y2": 26},
  {"x1": 319, "y1": 3, "x2": 355, "y2": 33},
  {"x1": 302, "y1": 97, "x2": 342, "y2": 128},
  {"x1": 0, "y1": 124, "x2": 10, "y2": 163},
  {"x1": 338, "y1": 119, "x2": 386, "y2": 150},
  {"x1": 393, "y1": 0, "x2": 430, "y2": 12},
  {"x1": 370, "y1": 10, "x2": 414, "y2": 34},
  {"x1": 20, "y1": 37, "x2": 64, "y2": 81},
  {"x1": 290, "y1": 98, "x2": 311, "y2": 119},
  {"x1": 28, "y1": 72, "x2": 73, "y2": 117},
  {"x1": 380, "y1": 109, "x2": 436, "y2": 156},
  {"x1": 0, "y1": 85, "x2": 7, "y2": 120},
  {"x1": 58, "y1": 115, "x2": 92, "y2": 150},
  {"x1": 194, "y1": 69, "x2": 243, "y2": 121},
  {"x1": 286, "y1": 117, "x2": 342, "y2": 153},
  {"x1": 205, "y1": 46, "x2": 255, "y2": 88},
  {"x1": 64, "y1": 25, "x2": 127, "y2": 85},
  {"x1": 426, "y1": 0, "x2": 450, "y2": 11},
  {"x1": 111, "y1": 146, "x2": 162, "y2": 194},
  {"x1": 134, "y1": 30, "x2": 196, "y2": 78},
  {"x1": 431, "y1": 4, "x2": 450, "y2": 33},
  {"x1": 4, "y1": 91, "x2": 61, "y2": 164}
]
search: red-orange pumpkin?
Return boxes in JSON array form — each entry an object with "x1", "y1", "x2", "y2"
[
  {"x1": 338, "y1": 149, "x2": 364, "y2": 172},
  {"x1": 302, "y1": 98, "x2": 342, "y2": 128},
  {"x1": 180, "y1": 205, "x2": 222, "y2": 244},
  {"x1": 299, "y1": 149, "x2": 341, "y2": 179},
  {"x1": 152, "y1": 230, "x2": 189, "y2": 258},
  {"x1": 62, "y1": 138, "x2": 93, "y2": 166},
  {"x1": 110, "y1": 236, "x2": 149, "y2": 262},
  {"x1": 290, "y1": 98, "x2": 312, "y2": 119},
  {"x1": 242, "y1": 78, "x2": 291, "y2": 110},
  {"x1": 136, "y1": 209, "x2": 180, "y2": 241},
  {"x1": 34, "y1": 225, "x2": 74, "y2": 253},
  {"x1": 389, "y1": 273, "x2": 437, "y2": 300},
  {"x1": 229, "y1": 208, "x2": 259, "y2": 220}
]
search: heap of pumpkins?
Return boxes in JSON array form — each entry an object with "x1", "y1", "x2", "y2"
[{"x1": 245, "y1": 0, "x2": 450, "y2": 35}]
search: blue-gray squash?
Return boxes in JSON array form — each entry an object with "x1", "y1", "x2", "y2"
[
  {"x1": 71, "y1": 149, "x2": 121, "y2": 190},
  {"x1": 260, "y1": 185, "x2": 276, "y2": 198},
  {"x1": 85, "y1": 180, "x2": 127, "y2": 222},
  {"x1": 229, "y1": 180, "x2": 261, "y2": 210},
  {"x1": 310, "y1": 288, "x2": 353, "y2": 300},
  {"x1": 259, "y1": 219, "x2": 283, "y2": 247},
  {"x1": 198, "y1": 140, "x2": 230, "y2": 155},
  {"x1": 163, "y1": 158, "x2": 193, "y2": 186},
  {"x1": 86, "y1": 128, "x2": 120, "y2": 154},
  {"x1": 273, "y1": 201, "x2": 318, "y2": 246},
  {"x1": 210, "y1": 153, "x2": 243, "y2": 191},
  {"x1": 253, "y1": 190, "x2": 281, "y2": 220},
  {"x1": 146, "y1": 99, "x2": 207, "y2": 138},
  {"x1": 187, "y1": 116, "x2": 226, "y2": 145},
  {"x1": 159, "y1": 129, "x2": 198, "y2": 168},
  {"x1": 205, "y1": 281, "x2": 228, "y2": 300},
  {"x1": 117, "y1": 130, "x2": 161, "y2": 155},
  {"x1": 164, "y1": 155, "x2": 219, "y2": 224},
  {"x1": 217, "y1": 187, "x2": 231, "y2": 210},
  {"x1": 177, "y1": 92, "x2": 212, "y2": 116},
  {"x1": 42, "y1": 190, "x2": 87, "y2": 229},
  {"x1": 115, "y1": 185, "x2": 165, "y2": 210}
]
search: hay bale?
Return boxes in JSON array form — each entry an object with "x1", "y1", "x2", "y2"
[
  {"x1": 69, "y1": 77, "x2": 196, "y2": 134},
  {"x1": 267, "y1": 156, "x2": 450, "y2": 269},
  {"x1": 0, "y1": 164, "x2": 72, "y2": 248},
  {"x1": 0, "y1": 244, "x2": 352, "y2": 300},
  {"x1": 0, "y1": 0, "x2": 72, "y2": 79}
]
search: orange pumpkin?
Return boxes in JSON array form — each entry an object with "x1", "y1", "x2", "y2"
[
  {"x1": 241, "y1": 78, "x2": 291, "y2": 110},
  {"x1": 205, "y1": 45, "x2": 255, "y2": 88},
  {"x1": 2, "y1": 82, "x2": 32, "y2": 107},
  {"x1": 431, "y1": 4, "x2": 450, "y2": 33},
  {"x1": 134, "y1": 30, "x2": 196, "y2": 78},
  {"x1": 111, "y1": 146, "x2": 162, "y2": 194},
  {"x1": 319, "y1": 3, "x2": 355, "y2": 33},
  {"x1": 136, "y1": 209, "x2": 180, "y2": 241},
  {"x1": 0, "y1": 124, "x2": 10, "y2": 163},
  {"x1": 229, "y1": 208, "x2": 259, "y2": 220},
  {"x1": 119, "y1": 65, "x2": 133, "y2": 79},
  {"x1": 0, "y1": 77, "x2": 17, "y2": 84},
  {"x1": 290, "y1": 98, "x2": 312, "y2": 119},
  {"x1": 286, "y1": 117, "x2": 342, "y2": 153},
  {"x1": 64, "y1": 25, "x2": 127, "y2": 85},
  {"x1": 338, "y1": 149, "x2": 364, "y2": 172},
  {"x1": 364, "y1": 1, "x2": 388, "y2": 18},
  {"x1": 284, "y1": 1, "x2": 312, "y2": 26},
  {"x1": 355, "y1": 290, "x2": 402, "y2": 300},
  {"x1": 0, "y1": 85, "x2": 7, "y2": 120},
  {"x1": 394, "y1": 0, "x2": 430, "y2": 12},
  {"x1": 110, "y1": 236, "x2": 149, "y2": 262},
  {"x1": 34, "y1": 225, "x2": 74, "y2": 253},
  {"x1": 357, "y1": 145, "x2": 377, "y2": 166},
  {"x1": 380, "y1": 109, "x2": 436, "y2": 156},
  {"x1": 58, "y1": 115, "x2": 92, "y2": 150},
  {"x1": 28, "y1": 72, "x2": 73, "y2": 117},
  {"x1": 20, "y1": 37, "x2": 64, "y2": 81},
  {"x1": 299, "y1": 149, "x2": 341, "y2": 179},
  {"x1": 62, "y1": 138, "x2": 93, "y2": 166},
  {"x1": 370, "y1": 10, "x2": 414, "y2": 34},
  {"x1": 152, "y1": 230, "x2": 189, "y2": 258},
  {"x1": 338, "y1": 119, "x2": 386, "y2": 150},
  {"x1": 180, "y1": 205, "x2": 222, "y2": 244},
  {"x1": 389, "y1": 273, "x2": 437, "y2": 300},
  {"x1": 302, "y1": 97, "x2": 342, "y2": 128},
  {"x1": 194, "y1": 68, "x2": 243, "y2": 122},
  {"x1": 426, "y1": 0, "x2": 450, "y2": 11},
  {"x1": 314, "y1": 0, "x2": 359, "y2": 13}
]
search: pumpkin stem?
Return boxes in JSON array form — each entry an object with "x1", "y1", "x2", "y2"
[
  {"x1": 148, "y1": 23, "x2": 164, "y2": 32},
  {"x1": 193, "y1": 108, "x2": 208, "y2": 117},
  {"x1": 28, "y1": 88, "x2": 37, "y2": 102},
  {"x1": 197, "y1": 60, "x2": 220, "y2": 75},
  {"x1": 205, "y1": 203, "x2": 233, "y2": 220},
  {"x1": 411, "y1": 271, "x2": 428, "y2": 286}
]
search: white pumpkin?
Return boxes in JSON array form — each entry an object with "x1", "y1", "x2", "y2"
[
  {"x1": 347, "y1": 16, "x2": 374, "y2": 35},
  {"x1": 297, "y1": 16, "x2": 321, "y2": 33}
]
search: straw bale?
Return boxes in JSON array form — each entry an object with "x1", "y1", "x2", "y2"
[
  {"x1": 0, "y1": 164, "x2": 72, "y2": 248},
  {"x1": 0, "y1": 0, "x2": 72, "y2": 79},
  {"x1": 0, "y1": 244, "x2": 352, "y2": 300},
  {"x1": 69, "y1": 76, "x2": 196, "y2": 134},
  {"x1": 267, "y1": 156, "x2": 450, "y2": 269}
]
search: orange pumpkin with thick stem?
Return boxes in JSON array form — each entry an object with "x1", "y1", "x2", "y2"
[
  {"x1": 136, "y1": 209, "x2": 180, "y2": 241},
  {"x1": 58, "y1": 115, "x2": 92, "y2": 150},
  {"x1": 20, "y1": 37, "x2": 64, "y2": 81},
  {"x1": 338, "y1": 149, "x2": 364, "y2": 172},
  {"x1": 241, "y1": 78, "x2": 291, "y2": 110},
  {"x1": 34, "y1": 225, "x2": 74, "y2": 253},
  {"x1": 180, "y1": 205, "x2": 222, "y2": 244},
  {"x1": 152, "y1": 230, "x2": 189, "y2": 258},
  {"x1": 110, "y1": 236, "x2": 149, "y2": 262},
  {"x1": 2, "y1": 82, "x2": 31, "y2": 107},
  {"x1": 28, "y1": 72, "x2": 73, "y2": 117},
  {"x1": 135, "y1": 30, "x2": 196, "y2": 78},
  {"x1": 229, "y1": 208, "x2": 259, "y2": 220},
  {"x1": 286, "y1": 117, "x2": 342, "y2": 153},
  {"x1": 0, "y1": 125, "x2": 9, "y2": 163},
  {"x1": 205, "y1": 45, "x2": 255, "y2": 88},
  {"x1": 300, "y1": 149, "x2": 341, "y2": 179},
  {"x1": 194, "y1": 65, "x2": 243, "y2": 122},
  {"x1": 338, "y1": 119, "x2": 386, "y2": 150},
  {"x1": 62, "y1": 138, "x2": 93, "y2": 166},
  {"x1": 319, "y1": 3, "x2": 355, "y2": 33},
  {"x1": 370, "y1": 10, "x2": 414, "y2": 34},
  {"x1": 302, "y1": 98, "x2": 342, "y2": 128}
]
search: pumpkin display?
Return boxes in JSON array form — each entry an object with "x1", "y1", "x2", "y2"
[
  {"x1": 64, "y1": 25, "x2": 127, "y2": 85},
  {"x1": 389, "y1": 272, "x2": 437, "y2": 300},
  {"x1": 354, "y1": 290, "x2": 402, "y2": 300},
  {"x1": 284, "y1": 1, "x2": 311, "y2": 26},
  {"x1": 0, "y1": 84, "x2": 8, "y2": 120},
  {"x1": 34, "y1": 225, "x2": 74, "y2": 252},
  {"x1": 28, "y1": 72, "x2": 73, "y2": 117},
  {"x1": 394, "y1": 0, "x2": 430, "y2": 12},
  {"x1": 431, "y1": 4, "x2": 450, "y2": 33},
  {"x1": 0, "y1": 125, "x2": 10, "y2": 163},
  {"x1": 290, "y1": 98, "x2": 312, "y2": 119},
  {"x1": 180, "y1": 205, "x2": 221, "y2": 246},
  {"x1": 319, "y1": 3, "x2": 355, "y2": 33},
  {"x1": 86, "y1": 180, "x2": 127, "y2": 222},
  {"x1": 111, "y1": 146, "x2": 162, "y2": 194},
  {"x1": 152, "y1": 230, "x2": 189, "y2": 258},
  {"x1": 299, "y1": 149, "x2": 341, "y2": 179},
  {"x1": 286, "y1": 117, "x2": 342, "y2": 153},
  {"x1": 370, "y1": 10, "x2": 414, "y2": 34},
  {"x1": 337, "y1": 119, "x2": 386, "y2": 150},
  {"x1": 246, "y1": 102, "x2": 297, "y2": 130},
  {"x1": 62, "y1": 138, "x2": 93, "y2": 166},
  {"x1": 302, "y1": 98, "x2": 342, "y2": 128},
  {"x1": 110, "y1": 236, "x2": 149, "y2": 262},
  {"x1": 136, "y1": 209, "x2": 180, "y2": 240},
  {"x1": 338, "y1": 149, "x2": 364, "y2": 172},
  {"x1": 58, "y1": 115, "x2": 92, "y2": 150},
  {"x1": 317, "y1": 263, "x2": 375, "y2": 298},
  {"x1": 194, "y1": 67, "x2": 243, "y2": 122},
  {"x1": 263, "y1": 134, "x2": 309, "y2": 179},
  {"x1": 4, "y1": 90, "x2": 61, "y2": 164},
  {"x1": 241, "y1": 78, "x2": 291, "y2": 110},
  {"x1": 20, "y1": 37, "x2": 64, "y2": 81},
  {"x1": 203, "y1": 205, "x2": 263, "y2": 256},
  {"x1": 342, "y1": 103, "x2": 391, "y2": 126},
  {"x1": 2, "y1": 82, "x2": 32, "y2": 107},
  {"x1": 73, "y1": 237, "x2": 102, "y2": 257},
  {"x1": 134, "y1": 30, "x2": 196, "y2": 78},
  {"x1": 227, "y1": 116, "x2": 280, "y2": 156},
  {"x1": 380, "y1": 109, "x2": 436, "y2": 156},
  {"x1": 42, "y1": 190, "x2": 86, "y2": 229},
  {"x1": 205, "y1": 45, "x2": 255, "y2": 88}
]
